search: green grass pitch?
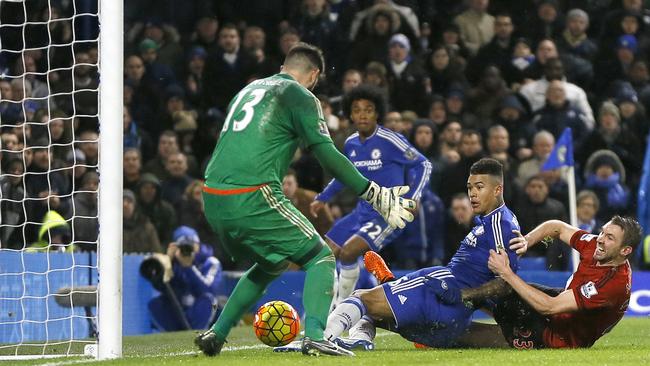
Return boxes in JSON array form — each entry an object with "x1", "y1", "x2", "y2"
[{"x1": 7, "y1": 317, "x2": 650, "y2": 365}]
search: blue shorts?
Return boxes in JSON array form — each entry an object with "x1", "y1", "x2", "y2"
[
  {"x1": 325, "y1": 209, "x2": 403, "y2": 251},
  {"x1": 381, "y1": 266, "x2": 472, "y2": 347}
]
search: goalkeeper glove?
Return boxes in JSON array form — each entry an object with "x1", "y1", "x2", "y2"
[{"x1": 360, "y1": 181, "x2": 415, "y2": 229}]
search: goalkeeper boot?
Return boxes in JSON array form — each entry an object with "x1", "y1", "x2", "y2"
[
  {"x1": 364, "y1": 251, "x2": 395, "y2": 284},
  {"x1": 194, "y1": 329, "x2": 224, "y2": 356},
  {"x1": 334, "y1": 337, "x2": 375, "y2": 351},
  {"x1": 301, "y1": 337, "x2": 355, "y2": 356}
]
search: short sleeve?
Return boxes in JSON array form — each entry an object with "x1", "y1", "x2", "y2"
[
  {"x1": 289, "y1": 87, "x2": 332, "y2": 148},
  {"x1": 570, "y1": 230, "x2": 597, "y2": 257},
  {"x1": 484, "y1": 213, "x2": 519, "y2": 272}
]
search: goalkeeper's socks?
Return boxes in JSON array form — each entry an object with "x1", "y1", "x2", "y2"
[
  {"x1": 302, "y1": 246, "x2": 336, "y2": 340},
  {"x1": 337, "y1": 261, "x2": 360, "y2": 303},
  {"x1": 324, "y1": 296, "x2": 366, "y2": 341},
  {"x1": 211, "y1": 264, "x2": 279, "y2": 342}
]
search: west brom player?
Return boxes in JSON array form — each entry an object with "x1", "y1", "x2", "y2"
[
  {"x1": 310, "y1": 85, "x2": 432, "y2": 303},
  {"x1": 322, "y1": 158, "x2": 520, "y2": 349},
  {"x1": 485, "y1": 216, "x2": 641, "y2": 349}
]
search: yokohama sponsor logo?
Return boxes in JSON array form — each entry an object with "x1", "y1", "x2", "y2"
[{"x1": 354, "y1": 160, "x2": 382, "y2": 168}]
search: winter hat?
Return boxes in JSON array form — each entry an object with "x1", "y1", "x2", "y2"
[
  {"x1": 599, "y1": 101, "x2": 620, "y2": 122},
  {"x1": 389, "y1": 33, "x2": 411, "y2": 52},
  {"x1": 617, "y1": 35, "x2": 638, "y2": 53},
  {"x1": 139, "y1": 38, "x2": 159, "y2": 52},
  {"x1": 123, "y1": 189, "x2": 136, "y2": 202},
  {"x1": 615, "y1": 83, "x2": 639, "y2": 104},
  {"x1": 173, "y1": 225, "x2": 200, "y2": 245}
]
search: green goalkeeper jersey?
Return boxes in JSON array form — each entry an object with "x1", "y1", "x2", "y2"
[{"x1": 205, "y1": 73, "x2": 332, "y2": 187}]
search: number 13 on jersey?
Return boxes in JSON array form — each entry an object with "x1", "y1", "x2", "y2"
[{"x1": 222, "y1": 89, "x2": 267, "y2": 133}]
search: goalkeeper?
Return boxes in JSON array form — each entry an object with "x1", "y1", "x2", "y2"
[{"x1": 194, "y1": 42, "x2": 415, "y2": 357}]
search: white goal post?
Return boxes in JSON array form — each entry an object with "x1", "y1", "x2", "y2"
[
  {"x1": 98, "y1": 0, "x2": 123, "y2": 360},
  {"x1": 0, "y1": 0, "x2": 123, "y2": 360}
]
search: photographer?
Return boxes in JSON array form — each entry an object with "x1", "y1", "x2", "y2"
[{"x1": 146, "y1": 226, "x2": 222, "y2": 331}]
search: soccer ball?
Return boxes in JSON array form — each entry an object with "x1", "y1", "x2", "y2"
[{"x1": 253, "y1": 300, "x2": 300, "y2": 347}]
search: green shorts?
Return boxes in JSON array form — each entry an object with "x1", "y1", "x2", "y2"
[{"x1": 202, "y1": 183, "x2": 322, "y2": 270}]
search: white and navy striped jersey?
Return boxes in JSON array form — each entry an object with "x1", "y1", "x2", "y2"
[
  {"x1": 447, "y1": 204, "x2": 520, "y2": 288},
  {"x1": 317, "y1": 126, "x2": 432, "y2": 211}
]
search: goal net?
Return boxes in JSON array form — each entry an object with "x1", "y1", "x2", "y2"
[{"x1": 0, "y1": 0, "x2": 122, "y2": 360}]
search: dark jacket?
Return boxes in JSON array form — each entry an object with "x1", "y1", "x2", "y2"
[
  {"x1": 202, "y1": 47, "x2": 258, "y2": 111},
  {"x1": 515, "y1": 195, "x2": 570, "y2": 270},
  {"x1": 387, "y1": 58, "x2": 429, "y2": 116},
  {"x1": 71, "y1": 191, "x2": 98, "y2": 251},
  {"x1": 532, "y1": 101, "x2": 588, "y2": 147},
  {"x1": 123, "y1": 209, "x2": 162, "y2": 254},
  {"x1": 394, "y1": 188, "x2": 446, "y2": 268},
  {"x1": 138, "y1": 173, "x2": 178, "y2": 244}
]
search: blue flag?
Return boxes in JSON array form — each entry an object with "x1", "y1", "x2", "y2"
[{"x1": 541, "y1": 128, "x2": 574, "y2": 171}]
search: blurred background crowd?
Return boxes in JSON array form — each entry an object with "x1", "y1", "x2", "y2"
[{"x1": 0, "y1": 0, "x2": 649, "y2": 272}]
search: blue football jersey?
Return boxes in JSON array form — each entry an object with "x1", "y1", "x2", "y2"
[
  {"x1": 447, "y1": 204, "x2": 520, "y2": 288},
  {"x1": 317, "y1": 126, "x2": 432, "y2": 213}
]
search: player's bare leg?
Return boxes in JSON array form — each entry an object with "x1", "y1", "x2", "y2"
[{"x1": 336, "y1": 235, "x2": 370, "y2": 302}]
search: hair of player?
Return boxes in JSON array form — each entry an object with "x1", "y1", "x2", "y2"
[
  {"x1": 469, "y1": 158, "x2": 504, "y2": 183},
  {"x1": 284, "y1": 167, "x2": 297, "y2": 178},
  {"x1": 342, "y1": 84, "x2": 387, "y2": 123},
  {"x1": 284, "y1": 42, "x2": 325, "y2": 74},
  {"x1": 610, "y1": 215, "x2": 643, "y2": 251}
]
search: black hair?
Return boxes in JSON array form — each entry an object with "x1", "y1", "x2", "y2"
[
  {"x1": 284, "y1": 42, "x2": 325, "y2": 74},
  {"x1": 284, "y1": 167, "x2": 297, "y2": 178},
  {"x1": 610, "y1": 215, "x2": 643, "y2": 251},
  {"x1": 469, "y1": 158, "x2": 504, "y2": 181},
  {"x1": 342, "y1": 84, "x2": 387, "y2": 123}
]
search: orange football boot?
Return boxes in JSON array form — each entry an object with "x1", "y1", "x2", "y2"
[{"x1": 363, "y1": 251, "x2": 396, "y2": 284}]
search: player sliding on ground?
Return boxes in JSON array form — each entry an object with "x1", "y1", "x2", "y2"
[
  {"x1": 476, "y1": 215, "x2": 642, "y2": 349},
  {"x1": 344, "y1": 215, "x2": 642, "y2": 350},
  {"x1": 310, "y1": 84, "x2": 432, "y2": 304},
  {"x1": 319, "y1": 158, "x2": 521, "y2": 349},
  {"x1": 194, "y1": 42, "x2": 416, "y2": 357}
]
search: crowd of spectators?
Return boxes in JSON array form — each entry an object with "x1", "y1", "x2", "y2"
[{"x1": 0, "y1": 1, "x2": 648, "y2": 271}]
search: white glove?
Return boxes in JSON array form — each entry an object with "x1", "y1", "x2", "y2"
[{"x1": 360, "y1": 181, "x2": 416, "y2": 229}]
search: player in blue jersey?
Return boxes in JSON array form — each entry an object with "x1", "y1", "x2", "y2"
[
  {"x1": 322, "y1": 158, "x2": 520, "y2": 348},
  {"x1": 310, "y1": 85, "x2": 432, "y2": 303}
]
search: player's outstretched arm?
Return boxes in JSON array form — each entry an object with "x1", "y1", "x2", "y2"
[
  {"x1": 312, "y1": 143, "x2": 415, "y2": 228},
  {"x1": 524, "y1": 220, "x2": 579, "y2": 250},
  {"x1": 488, "y1": 250, "x2": 578, "y2": 315}
]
